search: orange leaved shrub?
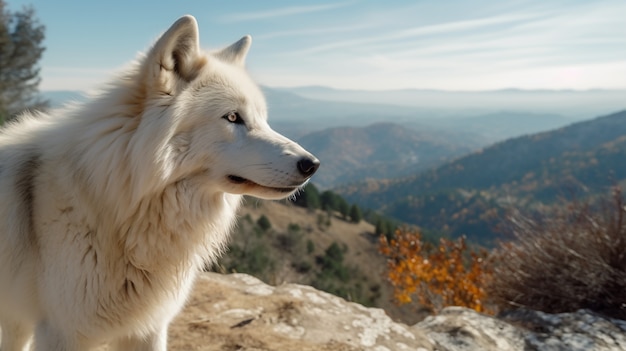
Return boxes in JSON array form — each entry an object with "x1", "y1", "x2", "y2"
[{"x1": 379, "y1": 229, "x2": 494, "y2": 314}]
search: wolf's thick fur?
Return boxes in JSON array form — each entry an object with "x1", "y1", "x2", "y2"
[{"x1": 0, "y1": 16, "x2": 318, "y2": 350}]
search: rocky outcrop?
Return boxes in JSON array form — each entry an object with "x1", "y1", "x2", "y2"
[
  {"x1": 418, "y1": 307, "x2": 626, "y2": 351},
  {"x1": 169, "y1": 272, "x2": 435, "y2": 350},
  {"x1": 167, "y1": 272, "x2": 626, "y2": 351}
]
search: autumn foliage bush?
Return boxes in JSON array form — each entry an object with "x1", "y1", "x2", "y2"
[
  {"x1": 379, "y1": 229, "x2": 494, "y2": 314},
  {"x1": 489, "y1": 188, "x2": 626, "y2": 319}
]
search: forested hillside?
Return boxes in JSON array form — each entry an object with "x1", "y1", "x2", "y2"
[{"x1": 337, "y1": 110, "x2": 626, "y2": 244}]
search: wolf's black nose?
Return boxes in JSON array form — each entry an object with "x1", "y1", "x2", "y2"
[{"x1": 297, "y1": 157, "x2": 320, "y2": 177}]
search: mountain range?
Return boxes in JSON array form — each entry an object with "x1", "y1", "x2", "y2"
[
  {"x1": 336, "y1": 110, "x2": 626, "y2": 244},
  {"x1": 280, "y1": 86, "x2": 626, "y2": 121}
]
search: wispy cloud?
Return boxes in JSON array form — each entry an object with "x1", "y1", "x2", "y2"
[
  {"x1": 293, "y1": 11, "x2": 546, "y2": 55},
  {"x1": 399, "y1": 12, "x2": 545, "y2": 38},
  {"x1": 32, "y1": 0, "x2": 626, "y2": 91},
  {"x1": 302, "y1": 1, "x2": 625, "y2": 72},
  {"x1": 256, "y1": 23, "x2": 370, "y2": 40},
  {"x1": 221, "y1": 2, "x2": 351, "y2": 22}
]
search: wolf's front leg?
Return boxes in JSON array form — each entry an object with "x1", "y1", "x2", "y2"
[
  {"x1": 0, "y1": 320, "x2": 34, "y2": 351},
  {"x1": 33, "y1": 321, "x2": 93, "y2": 351},
  {"x1": 111, "y1": 329, "x2": 168, "y2": 351}
]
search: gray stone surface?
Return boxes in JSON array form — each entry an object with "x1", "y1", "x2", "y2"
[{"x1": 4, "y1": 272, "x2": 625, "y2": 350}]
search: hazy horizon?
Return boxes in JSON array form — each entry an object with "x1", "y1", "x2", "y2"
[{"x1": 42, "y1": 85, "x2": 626, "y2": 123}]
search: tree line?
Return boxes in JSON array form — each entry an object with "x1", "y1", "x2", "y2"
[
  {"x1": 293, "y1": 183, "x2": 398, "y2": 239},
  {"x1": 293, "y1": 183, "x2": 362, "y2": 223}
]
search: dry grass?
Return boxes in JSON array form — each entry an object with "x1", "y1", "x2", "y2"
[{"x1": 489, "y1": 188, "x2": 626, "y2": 319}]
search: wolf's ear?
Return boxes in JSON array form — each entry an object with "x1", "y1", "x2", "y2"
[
  {"x1": 148, "y1": 15, "x2": 204, "y2": 84},
  {"x1": 216, "y1": 36, "x2": 252, "y2": 66}
]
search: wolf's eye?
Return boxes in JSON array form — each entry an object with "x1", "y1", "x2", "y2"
[{"x1": 223, "y1": 111, "x2": 244, "y2": 125}]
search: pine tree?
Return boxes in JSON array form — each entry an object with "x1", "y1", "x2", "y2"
[
  {"x1": 375, "y1": 219, "x2": 385, "y2": 236},
  {"x1": 256, "y1": 215, "x2": 272, "y2": 232},
  {"x1": 349, "y1": 204, "x2": 362, "y2": 223},
  {"x1": 0, "y1": 1, "x2": 47, "y2": 122},
  {"x1": 294, "y1": 183, "x2": 320, "y2": 210},
  {"x1": 337, "y1": 197, "x2": 349, "y2": 219},
  {"x1": 320, "y1": 190, "x2": 338, "y2": 211}
]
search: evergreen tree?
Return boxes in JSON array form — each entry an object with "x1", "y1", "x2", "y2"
[
  {"x1": 320, "y1": 190, "x2": 339, "y2": 211},
  {"x1": 374, "y1": 217, "x2": 395, "y2": 239},
  {"x1": 349, "y1": 204, "x2": 362, "y2": 223},
  {"x1": 294, "y1": 183, "x2": 321, "y2": 209},
  {"x1": 306, "y1": 239, "x2": 315, "y2": 254},
  {"x1": 337, "y1": 197, "x2": 349, "y2": 219},
  {"x1": 0, "y1": 1, "x2": 47, "y2": 122},
  {"x1": 256, "y1": 215, "x2": 272, "y2": 232},
  {"x1": 375, "y1": 219, "x2": 384, "y2": 236},
  {"x1": 324, "y1": 241, "x2": 344, "y2": 263},
  {"x1": 384, "y1": 221, "x2": 396, "y2": 240}
]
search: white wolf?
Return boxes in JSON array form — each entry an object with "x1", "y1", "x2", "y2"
[{"x1": 0, "y1": 15, "x2": 319, "y2": 350}]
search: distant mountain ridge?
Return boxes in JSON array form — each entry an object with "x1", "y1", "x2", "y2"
[
  {"x1": 297, "y1": 122, "x2": 479, "y2": 188},
  {"x1": 280, "y1": 86, "x2": 626, "y2": 120},
  {"x1": 336, "y1": 110, "x2": 626, "y2": 244},
  {"x1": 297, "y1": 111, "x2": 573, "y2": 188}
]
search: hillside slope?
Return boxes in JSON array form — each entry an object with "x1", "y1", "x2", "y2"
[{"x1": 216, "y1": 200, "x2": 423, "y2": 324}]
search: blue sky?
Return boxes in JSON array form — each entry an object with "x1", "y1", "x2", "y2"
[{"x1": 8, "y1": 0, "x2": 626, "y2": 92}]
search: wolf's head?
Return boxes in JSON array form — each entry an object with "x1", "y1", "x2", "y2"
[{"x1": 129, "y1": 15, "x2": 319, "y2": 200}]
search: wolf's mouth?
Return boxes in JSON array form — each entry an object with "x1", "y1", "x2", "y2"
[{"x1": 227, "y1": 175, "x2": 298, "y2": 193}]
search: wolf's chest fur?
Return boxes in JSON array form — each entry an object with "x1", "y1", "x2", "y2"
[{"x1": 35, "y1": 175, "x2": 233, "y2": 316}]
